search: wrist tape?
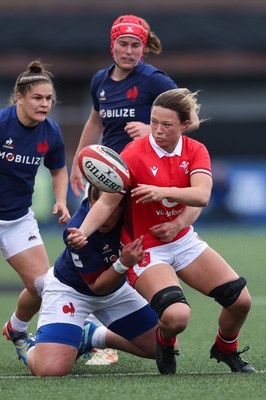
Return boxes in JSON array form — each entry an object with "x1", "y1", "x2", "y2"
[{"x1": 113, "y1": 258, "x2": 129, "y2": 274}]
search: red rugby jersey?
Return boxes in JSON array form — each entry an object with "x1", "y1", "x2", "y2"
[{"x1": 120, "y1": 134, "x2": 212, "y2": 249}]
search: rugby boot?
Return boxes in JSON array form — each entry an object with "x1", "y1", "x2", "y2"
[
  {"x1": 156, "y1": 328, "x2": 178, "y2": 375},
  {"x1": 86, "y1": 348, "x2": 119, "y2": 365},
  {"x1": 3, "y1": 321, "x2": 29, "y2": 366},
  {"x1": 210, "y1": 342, "x2": 256, "y2": 372}
]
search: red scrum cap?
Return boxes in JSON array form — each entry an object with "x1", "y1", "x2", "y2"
[{"x1": 110, "y1": 15, "x2": 149, "y2": 60}]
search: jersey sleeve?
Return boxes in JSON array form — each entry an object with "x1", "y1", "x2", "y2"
[
  {"x1": 190, "y1": 142, "x2": 212, "y2": 176},
  {"x1": 43, "y1": 122, "x2": 66, "y2": 170},
  {"x1": 148, "y1": 71, "x2": 178, "y2": 98}
]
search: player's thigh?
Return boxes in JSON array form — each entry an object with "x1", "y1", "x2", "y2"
[
  {"x1": 3, "y1": 210, "x2": 49, "y2": 283},
  {"x1": 135, "y1": 263, "x2": 182, "y2": 302},
  {"x1": 8, "y1": 245, "x2": 50, "y2": 285},
  {"x1": 38, "y1": 270, "x2": 92, "y2": 330},
  {"x1": 177, "y1": 246, "x2": 239, "y2": 295},
  {"x1": 2, "y1": 208, "x2": 47, "y2": 265},
  {"x1": 28, "y1": 342, "x2": 77, "y2": 376}
]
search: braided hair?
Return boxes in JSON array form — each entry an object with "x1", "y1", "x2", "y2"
[{"x1": 9, "y1": 60, "x2": 56, "y2": 105}]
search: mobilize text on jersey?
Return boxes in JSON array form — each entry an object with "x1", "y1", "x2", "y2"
[
  {"x1": 1, "y1": 151, "x2": 42, "y2": 165},
  {"x1": 100, "y1": 108, "x2": 135, "y2": 118}
]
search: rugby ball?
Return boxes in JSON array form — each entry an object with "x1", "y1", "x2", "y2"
[{"x1": 78, "y1": 144, "x2": 130, "y2": 193}]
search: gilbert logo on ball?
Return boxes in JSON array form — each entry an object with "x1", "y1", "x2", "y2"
[{"x1": 78, "y1": 144, "x2": 130, "y2": 193}]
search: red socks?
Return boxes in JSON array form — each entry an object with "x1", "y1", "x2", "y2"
[
  {"x1": 215, "y1": 328, "x2": 239, "y2": 354},
  {"x1": 157, "y1": 328, "x2": 176, "y2": 347}
]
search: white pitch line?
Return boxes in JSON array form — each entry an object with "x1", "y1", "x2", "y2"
[{"x1": 0, "y1": 370, "x2": 266, "y2": 379}]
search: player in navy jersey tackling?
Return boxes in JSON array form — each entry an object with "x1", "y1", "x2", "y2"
[
  {"x1": 70, "y1": 14, "x2": 199, "y2": 198},
  {"x1": 68, "y1": 88, "x2": 255, "y2": 375},
  {"x1": 1, "y1": 61, "x2": 70, "y2": 364},
  {"x1": 25, "y1": 185, "x2": 159, "y2": 376}
]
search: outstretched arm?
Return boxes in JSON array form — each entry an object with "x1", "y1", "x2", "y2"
[{"x1": 67, "y1": 192, "x2": 122, "y2": 249}]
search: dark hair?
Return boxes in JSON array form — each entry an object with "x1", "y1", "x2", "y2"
[
  {"x1": 143, "y1": 18, "x2": 162, "y2": 56},
  {"x1": 152, "y1": 88, "x2": 200, "y2": 123},
  {"x1": 88, "y1": 185, "x2": 102, "y2": 204},
  {"x1": 9, "y1": 60, "x2": 56, "y2": 105}
]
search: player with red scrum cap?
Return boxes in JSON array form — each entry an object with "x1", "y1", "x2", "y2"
[
  {"x1": 70, "y1": 14, "x2": 200, "y2": 197},
  {"x1": 110, "y1": 15, "x2": 149, "y2": 64}
]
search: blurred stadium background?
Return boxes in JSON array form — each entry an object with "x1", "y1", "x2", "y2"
[{"x1": 1, "y1": 0, "x2": 266, "y2": 227}]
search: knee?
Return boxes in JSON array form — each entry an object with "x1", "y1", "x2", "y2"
[
  {"x1": 230, "y1": 288, "x2": 252, "y2": 314},
  {"x1": 27, "y1": 348, "x2": 73, "y2": 377},
  {"x1": 29, "y1": 362, "x2": 72, "y2": 377},
  {"x1": 28, "y1": 286, "x2": 40, "y2": 298},
  {"x1": 208, "y1": 276, "x2": 248, "y2": 308},
  {"x1": 23, "y1": 273, "x2": 46, "y2": 296},
  {"x1": 150, "y1": 286, "x2": 190, "y2": 319},
  {"x1": 150, "y1": 286, "x2": 191, "y2": 333},
  {"x1": 21, "y1": 283, "x2": 38, "y2": 297},
  {"x1": 34, "y1": 273, "x2": 46, "y2": 296},
  {"x1": 162, "y1": 303, "x2": 191, "y2": 333}
]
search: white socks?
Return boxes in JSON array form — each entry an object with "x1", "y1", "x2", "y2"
[
  {"x1": 91, "y1": 326, "x2": 107, "y2": 349},
  {"x1": 10, "y1": 312, "x2": 30, "y2": 332}
]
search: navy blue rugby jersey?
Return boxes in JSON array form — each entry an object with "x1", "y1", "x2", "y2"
[
  {"x1": 0, "y1": 106, "x2": 66, "y2": 221},
  {"x1": 91, "y1": 61, "x2": 178, "y2": 154},
  {"x1": 54, "y1": 199, "x2": 125, "y2": 296}
]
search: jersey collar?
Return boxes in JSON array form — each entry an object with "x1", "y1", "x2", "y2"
[{"x1": 149, "y1": 134, "x2": 182, "y2": 158}]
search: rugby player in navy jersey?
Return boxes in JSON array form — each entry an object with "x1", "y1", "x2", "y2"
[
  {"x1": 2, "y1": 61, "x2": 70, "y2": 364},
  {"x1": 70, "y1": 14, "x2": 200, "y2": 198},
  {"x1": 26, "y1": 185, "x2": 159, "y2": 376}
]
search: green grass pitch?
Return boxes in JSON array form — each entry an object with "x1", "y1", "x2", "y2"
[{"x1": 0, "y1": 227, "x2": 266, "y2": 400}]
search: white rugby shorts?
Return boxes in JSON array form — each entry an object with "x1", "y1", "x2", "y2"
[
  {"x1": 38, "y1": 267, "x2": 149, "y2": 330},
  {"x1": 0, "y1": 209, "x2": 43, "y2": 260},
  {"x1": 128, "y1": 226, "x2": 208, "y2": 286}
]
